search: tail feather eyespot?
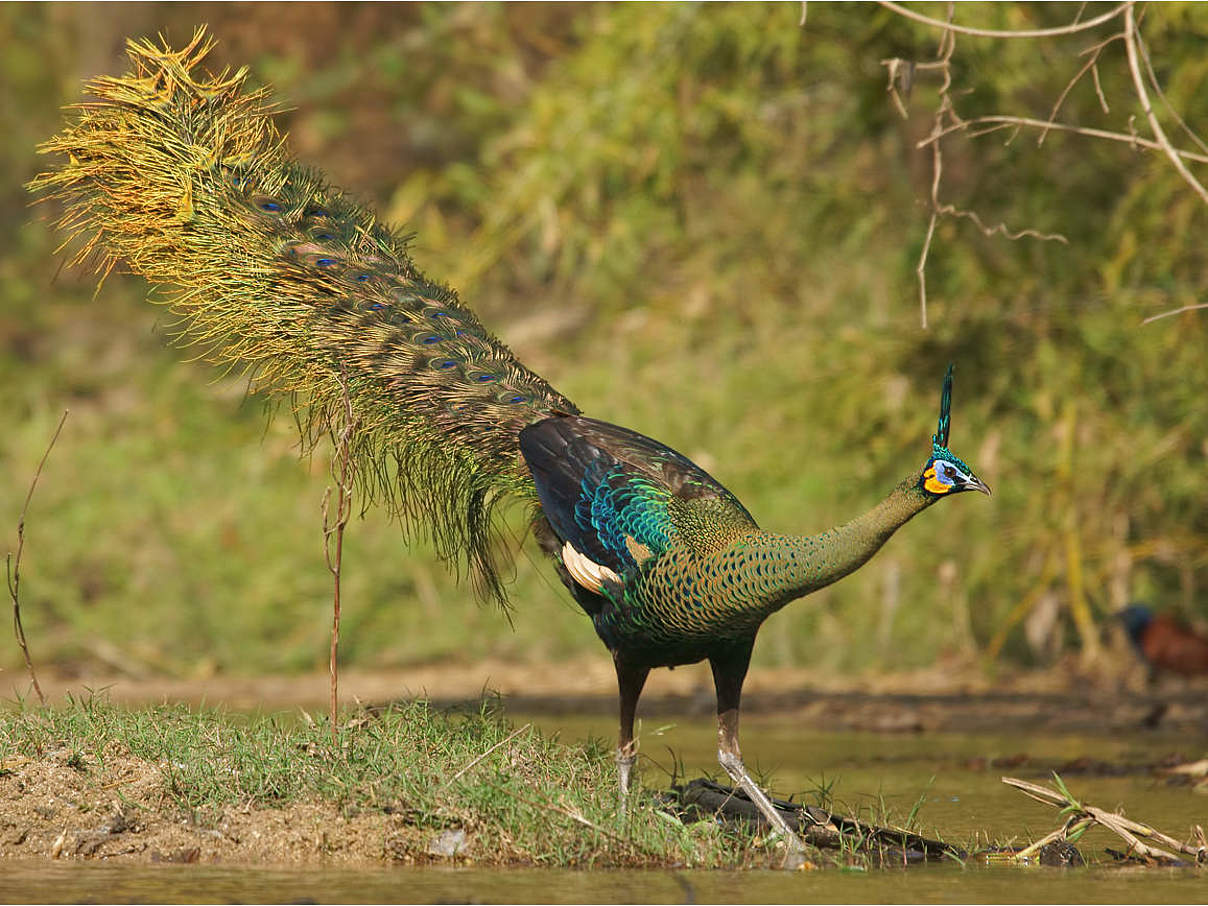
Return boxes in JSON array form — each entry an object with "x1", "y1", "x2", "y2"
[{"x1": 251, "y1": 195, "x2": 284, "y2": 213}]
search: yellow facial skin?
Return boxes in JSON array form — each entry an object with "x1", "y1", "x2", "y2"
[{"x1": 923, "y1": 465, "x2": 952, "y2": 496}]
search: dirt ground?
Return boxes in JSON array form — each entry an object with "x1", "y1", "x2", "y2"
[
  {"x1": 2, "y1": 659, "x2": 1205, "y2": 867},
  {"x1": 0, "y1": 745, "x2": 439, "y2": 867}
]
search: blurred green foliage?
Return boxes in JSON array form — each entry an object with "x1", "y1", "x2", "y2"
[{"x1": 2, "y1": 2, "x2": 1207, "y2": 679}]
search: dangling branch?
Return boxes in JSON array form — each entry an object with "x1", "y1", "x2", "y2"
[
  {"x1": 322, "y1": 372, "x2": 359, "y2": 745},
  {"x1": 7, "y1": 411, "x2": 69, "y2": 708},
  {"x1": 872, "y1": 1, "x2": 1208, "y2": 324},
  {"x1": 879, "y1": 4, "x2": 1071, "y2": 327},
  {"x1": 1122, "y1": 3, "x2": 1208, "y2": 206}
]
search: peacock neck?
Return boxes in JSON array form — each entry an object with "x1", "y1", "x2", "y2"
[{"x1": 738, "y1": 475, "x2": 935, "y2": 615}]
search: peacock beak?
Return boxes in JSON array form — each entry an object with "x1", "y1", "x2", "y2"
[{"x1": 960, "y1": 474, "x2": 992, "y2": 496}]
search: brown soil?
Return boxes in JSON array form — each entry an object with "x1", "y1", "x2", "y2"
[{"x1": 0, "y1": 746, "x2": 450, "y2": 868}]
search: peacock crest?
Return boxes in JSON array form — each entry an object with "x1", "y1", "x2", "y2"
[{"x1": 921, "y1": 365, "x2": 988, "y2": 498}]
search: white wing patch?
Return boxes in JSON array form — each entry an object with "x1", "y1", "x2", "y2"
[{"x1": 561, "y1": 541, "x2": 622, "y2": 594}]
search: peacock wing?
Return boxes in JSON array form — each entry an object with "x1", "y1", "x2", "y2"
[{"x1": 519, "y1": 416, "x2": 757, "y2": 595}]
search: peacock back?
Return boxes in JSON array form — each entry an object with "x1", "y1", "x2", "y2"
[{"x1": 521, "y1": 416, "x2": 789, "y2": 664}]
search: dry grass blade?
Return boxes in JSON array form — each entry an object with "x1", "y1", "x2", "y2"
[
  {"x1": 497, "y1": 778, "x2": 635, "y2": 848},
  {"x1": 7, "y1": 410, "x2": 69, "y2": 707},
  {"x1": 1001, "y1": 775, "x2": 1068, "y2": 808},
  {"x1": 445, "y1": 723, "x2": 532, "y2": 787}
]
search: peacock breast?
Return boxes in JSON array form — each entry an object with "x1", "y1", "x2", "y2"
[{"x1": 592, "y1": 540, "x2": 780, "y2": 665}]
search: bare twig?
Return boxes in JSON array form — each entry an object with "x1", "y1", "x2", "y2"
[
  {"x1": 881, "y1": 57, "x2": 913, "y2": 120},
  {"x1": 1136, "y1": 32, "x2": 1208, "y2": 156},
  {"x1": 1142, "y1": 302, "x2": 1208, "y2": 325},
  {"x1": 1003, "y1": 775, "x2": 1207, "y2": 865},
  {"x1": 874, "y1": 0, "x2": 1207, "y2": 322},
  {"x1": 1038, "y1": 32, "x2": 1124, "y2": 145},
  {"x1": 7, "y1": 411, "x2": 69, "y2": 707},
  {"x1": 1123, "y1": 4, "x2": 1208, "y2": 206},
  {"x1": 913, "y1": 3, "x2": 959, "y2": 329},
  {"x1": 323, "y1": 374, "x2": 359, "y2": 745},
  {"x1": 918, "y1": 114, "x2": 1208, "y2": 164},
  {"x1": 894, "y1": 4, "x2": 1074, "y2": 327},
  {"x1": 939, "y1": 206, "x2": 1067, "y2": 245},
  {"x1": 876, "y1": 1, "x2": 1129, "y2": 40}
]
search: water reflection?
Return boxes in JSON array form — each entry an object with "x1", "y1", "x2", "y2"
[{"x1": 0, "y1": 860, "x2": 1201, "y2": 904}]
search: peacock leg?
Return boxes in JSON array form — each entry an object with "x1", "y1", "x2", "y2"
[
  {"x1": 614, "y1": 654, "x2": 650, "y2": 814},
  {"x1": 710, "y1": 649, "x2": 807, "y2": 855}
]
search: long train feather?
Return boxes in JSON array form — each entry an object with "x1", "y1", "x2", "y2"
[{"x1": 30, "y1": 29, "x2": 578, "y2": 605}]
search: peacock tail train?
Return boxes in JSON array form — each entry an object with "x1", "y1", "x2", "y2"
[{"x1": 30, "y1": 30, "x2": 579, "y2": 604}]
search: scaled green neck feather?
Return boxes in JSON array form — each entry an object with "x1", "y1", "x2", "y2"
[{"x1": 740, "y1": 475, "x2": 934, "y2": 612}]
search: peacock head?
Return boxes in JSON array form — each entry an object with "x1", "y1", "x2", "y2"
[{"x1": 918, "y1": 364, "x2": 991, "y2": 500}]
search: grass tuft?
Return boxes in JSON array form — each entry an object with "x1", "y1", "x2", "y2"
[{"x1": 0, "y1": 695, "x2": 849, "y2": 868}]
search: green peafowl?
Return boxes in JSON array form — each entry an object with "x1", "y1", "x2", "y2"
[{"x1": 32, "y1": 32, "x2": 990, "y2": 849}]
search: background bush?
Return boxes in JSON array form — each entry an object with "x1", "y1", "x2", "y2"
[{"x1": 2, "y1": 3, "x2": 1206, "y2": 678}]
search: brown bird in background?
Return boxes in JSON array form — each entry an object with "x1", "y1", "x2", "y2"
[{"x1": 1118, "y1": 604, "x2": 1208, "y2": 677}]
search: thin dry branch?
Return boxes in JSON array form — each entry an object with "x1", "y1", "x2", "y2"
[
  {"x1": 1038, "y1": 32, "x2": 1124, "y2": 145},
  {"x1": 917, "y1": 115, "x2": 1208, "y2": 165},
  {"x1": 323, "y1": 373, "x2": 359, "y2": 745},
  {"x1": 877, "y1": 1, "x2": 1130, "y2": 40},
  {"x1": 1123, "y1": 5, "x2": 1208, "y2": 205},
  {"x1": 1135, "y1": 28, "x2": 1208, "y2": 156},
  {"x1": 1141, "y1": 302, "x2": 1208, "y2": 325},
  {"x1": 913, "y1": 3, "x2": 959, "y2": 329},
  {"x1": 7, "y1": 411, "x2": 69, "y2": 707},
  {"x1": 1090, "y1": 58, "x2": 1110, "y2": 113},
  {"x1": 939, "y1": 205, "x2": 1067, "y2": 245},
  {"x1": 1003, "y1": 775, "x2": 1207, "y2": 865},
  {"x1": 902, "y1": 4, "x2": 1069, "y2": 328},
  {"x1": 876, "y1": 0, "x2": 1208, "y2": 324},
  {"x1": 444, "y1": 723, "x2": 532, "y2": 788}
]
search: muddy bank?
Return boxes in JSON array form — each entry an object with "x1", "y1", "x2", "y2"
[
  {"x1": 0, "y1": 747, "x2": 440, "y2": 867},
  {"x1": 2, "y1": 678, "x2": 1205, "y2": 870}
]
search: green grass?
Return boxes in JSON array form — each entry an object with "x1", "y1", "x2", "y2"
[{"x1": 0, "y1": 696, "x2": 840, "y2": 868}]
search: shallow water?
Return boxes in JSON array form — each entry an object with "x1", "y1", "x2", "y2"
[
  {"x1": 3, "y1": 716, "x2": 1205, "y2": 904},
  {"x1": 0, "y1": 859, "x2": 1203, "y2": 904},
  {"x1": 524, "y1": 711, "x2": 1205, "y2": 850}
]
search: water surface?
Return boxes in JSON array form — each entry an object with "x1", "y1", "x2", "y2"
[{"x1": 1, "y1": 860, "x2": 1201, "y2": 904}]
